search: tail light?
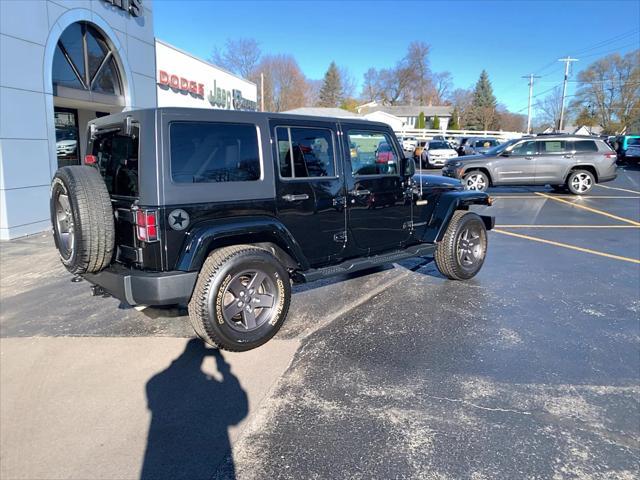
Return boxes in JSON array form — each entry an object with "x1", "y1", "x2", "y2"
[
  {"x1": 604, "y1": 152, "x2": 616, "y2": 159},
  {"x1": 135, "y1": 209, "x2": 158, "y2": 242},
  {"x1": 84, "y1": 154, "x2": 97, "y2": 165}
]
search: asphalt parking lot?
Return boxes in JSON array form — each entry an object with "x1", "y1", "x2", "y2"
[{"x1": 1, "y1": 166, "x2": 639, "y2": 479}]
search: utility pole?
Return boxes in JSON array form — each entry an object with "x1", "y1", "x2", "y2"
[
  {"x1": 522, "y1": 73, "x2": 540, "y2": 134},
  {"x1": 558, "y1": 56, "x2": 578, "y2": 132},
  {"x1": 260, "y1": 73, "x2": 265, "y2": 112}
]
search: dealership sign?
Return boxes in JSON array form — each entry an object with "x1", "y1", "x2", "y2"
[
  {"x1": 156, "y1": 40, "x2": 258, "y2": 112},
  {"x1": 102, "y1": 0, "x2": 143, "y2": 17}
]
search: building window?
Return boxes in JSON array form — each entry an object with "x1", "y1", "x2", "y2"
[{"x1": 52, "y1": 22, "x2": 122, "y2": 96}]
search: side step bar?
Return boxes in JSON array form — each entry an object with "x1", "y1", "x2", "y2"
[{"x1": 297, "y1": 243, "x2": 437, "y2": 283}]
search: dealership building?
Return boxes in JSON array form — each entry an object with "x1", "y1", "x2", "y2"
[{"x1": 0, "y1": 0, "x2": 257, "y2": 240}]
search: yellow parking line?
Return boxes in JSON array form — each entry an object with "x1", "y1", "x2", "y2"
[
  {"x1": 493, "y1": 229, "x2": 640, "y2": 264},
  {"x1": 534, "y1": 192, "x2": 640, "y2": 226},
  {"x1": 594, "y1": 184, "x2": 640, "y2": 195},
  {"x1": 497, "y1": 224, "x2": 640, "y2": 228}
]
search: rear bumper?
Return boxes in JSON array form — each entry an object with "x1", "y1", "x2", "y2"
[{"x1": 83, "y1": 266, "x2": 198, "y2": 306}]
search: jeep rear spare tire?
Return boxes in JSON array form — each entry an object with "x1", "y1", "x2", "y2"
[
  {"x1": 188, "y1": 245, "x2": 291, "y2": 351},
  {"x1": 435, "y1": 210, "x2": 487, "y2": 280},
  {"x1": 51, "y1": 166, "x2": 115, "y2": 274}
]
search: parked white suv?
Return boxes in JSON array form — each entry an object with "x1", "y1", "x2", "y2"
[{"x1": 420, "y1": 140, "x2": 458, "y2": 168}]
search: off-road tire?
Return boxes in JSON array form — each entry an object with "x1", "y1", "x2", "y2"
[
  {"x1": 50, "y1": 166, "x2": 115, "y2": 274},
  {"x1": 435, "y1": 210, "x2": 487, "y2": 280},
  {"x1": 566, "y1": 169, "x2": 595, "y2": 195},
  {"x1": 188, "y1": 245, "x2": 291, "y2": 351}
]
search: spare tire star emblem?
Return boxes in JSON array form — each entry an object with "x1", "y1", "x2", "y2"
[{"x1": 168, "y1": 209, "x2": 189, "y2": 231}]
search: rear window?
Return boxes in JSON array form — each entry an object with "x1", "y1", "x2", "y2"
[
  {"x1": 628, "y1": 138, "x2": 640, "y2": 146},
  {"x1": 170, "y1": 122, "x2": 260, "y2": 183},
  {"x1": 573, "y1": 140, "x2": 598, "y2": 152},
  {"x1": 474, "y1": 139, "x2": 498, "y2": 148},
  {"x1": 93, "y1": 124, "x2": 139, "y2": 197}
]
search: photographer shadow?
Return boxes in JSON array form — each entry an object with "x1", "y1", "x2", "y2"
[{"x1": 141, "y1": 339, "x2": 247, "y2": 480}]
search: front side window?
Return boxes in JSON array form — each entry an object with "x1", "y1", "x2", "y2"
[
  {"x1": 511, "y1": 141, "x2": 537, "y2": 156},
  {"x1": 276, "y1": 127, "x2": 335, "y2": 178},
  {"x1": 540, "y1": 140, "x2": 566, "y2": 153},
  {"x1": 93, "y1": 124, "x2": 140, "y2": 197},
  {"x1": 170, "y1": 122, "x2": 260, "y2": 183},
  {"x1": 347, "y1": 130, "x2": 399, "y2": 176}
]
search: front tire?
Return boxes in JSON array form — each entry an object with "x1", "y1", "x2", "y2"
[
  {"x1": 462, "y1": 171, "x2": 489, "y2": 191},
  {"x1": 566, "y1": 169, "x2": 594, "y2": 195},
  {"x1": 435, "y1": 211, "x2": 488, "y2": 280},
  {"x1": 188, "y1": 245, "x2": 291, "y2": 351}
]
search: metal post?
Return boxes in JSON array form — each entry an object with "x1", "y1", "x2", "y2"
[
  {"x1": 558, "y1": 57, "x2": 578, "y2": 132},
  {"x1": 260, "y1": 73, "x2": 265, "y2": 112},
  {"x1": 522, "y1": 74, "x2": 540, "y2": 134}
]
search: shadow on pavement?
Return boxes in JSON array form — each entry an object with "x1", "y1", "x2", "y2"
[{"x1": 140, "y1": 339, "x2": 247, "y2": 480}]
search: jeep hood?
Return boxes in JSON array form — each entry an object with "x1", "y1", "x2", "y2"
[{"x1": 413, "y1": 173, "x2": 462, "y2": 189}]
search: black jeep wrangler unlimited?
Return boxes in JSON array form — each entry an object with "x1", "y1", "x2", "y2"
[{"x1": 50, "y1": 108, "x2": 494, "y2": 351}]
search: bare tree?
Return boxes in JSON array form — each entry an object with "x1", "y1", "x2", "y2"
[
  {"x1": 338, "y1": 66, "x2": 357, "y2": 99},
  {"x1": 534, "y1": 86, "x2": 563, "y2": 129},
  {"x1": 403, "y1": 41, "x2": 433, "y2": 105},
  {"x1": 433, "y1": 71, "x2": 452, "y2": 104},
  {"x1": 361, "y1": 68, "x2": 382, "y2": 102},
  {"x1": 497, "y1": 105, "x2": 526, "y2": 132},
  {"x1": 570, "y1": 49, "x2": 640, "y2": 133},
  {"x1": 256, "y1": 54, "x2": 308, "y2": 112},
  {"x1": 448, "y1": 88, "x2": 474, "y2": 127},
  {"x1": 210, "y1": 38, "x2": 261, "y2": 79}
]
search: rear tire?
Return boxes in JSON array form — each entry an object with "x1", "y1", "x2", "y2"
[
  {"x1": 435, "y1": 211, "x2": 487, "y2": 280},
  {"x1": 566, "y1": 169, "x2": 594, "y2": 195},
  {"x1": 50, "y1": 166, "x2": 115, "y2": 274},
  {"x1": 188, "y1": 246, "x2": 291, "y2": 351}
]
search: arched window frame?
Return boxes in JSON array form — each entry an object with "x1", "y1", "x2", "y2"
[{"x1": 53, "y1": 22, "x2": 122, "y2": 96}]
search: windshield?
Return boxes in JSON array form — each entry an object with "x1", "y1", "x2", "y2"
[
  {"x1": 484, "y1": 138, "x2": 519, "y2": 155},
  {"x1": 429, "y1": 141, "x2": 450, "y2": 150}
]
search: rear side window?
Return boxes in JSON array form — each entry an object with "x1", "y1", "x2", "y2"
[
  {"x1": 573, "y1": 140, "x2": 598, "y2": 152},
  {"x1": 540, "y1": 140, "x2": 566, "y2": 153},
  {"x1": 474, "y1": 139, "x2": 498, "y2": 147},
  {"x1": 93, "y1": 124, "x2": 139, "y2": 197},
  {"x1": 170, "y1": 122, "x2": 260, "y2": 183},
  {"x1": 276, "y1": 126, "x2": 336, "y2": 178}
]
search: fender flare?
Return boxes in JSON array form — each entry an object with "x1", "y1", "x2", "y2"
[
  {"x1": 175, "y1": 215, "x2": 309, "y2": 272},
  {"x1": 422, "y1": 191, "x2": 493, "y2": 243}
]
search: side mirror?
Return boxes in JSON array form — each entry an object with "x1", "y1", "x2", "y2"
[{"x1": 403, "y1": 157, "x2": 416, "y2": 177}]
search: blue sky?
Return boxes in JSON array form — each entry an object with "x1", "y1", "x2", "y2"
[{"x1": 153, "y1": 0, "x2": 640, "y2": 113}]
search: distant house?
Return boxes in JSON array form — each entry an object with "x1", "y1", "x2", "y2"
[
  {"x1": 283, "y1": 107, "x2": 359, "y2": 118},
  {"x1": 541, "y1": 125, "x2": 604, "y2": 136},
  {"x1": 361, "y1": 111, "x2": 405, "y2": 131},
  {"x1": 356, "y1": 102, "x2": 453, "y2": 129}
]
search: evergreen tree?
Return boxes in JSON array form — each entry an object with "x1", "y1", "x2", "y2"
[
  {"x1": 416, "y1": 111, "x2": 425, "y2": 129},
  {"x1": 467, "y1": 70, "x2": 498, "y2": 130},
  {"x1": 449, "y1": 108, "x2": 460, "y2": 130},
  {"x1": 432, "y1": 115, "x2": 440, "y2": 129},
  {"x1": 317, "y1": 61, "x2": 343, "y2": 107}
]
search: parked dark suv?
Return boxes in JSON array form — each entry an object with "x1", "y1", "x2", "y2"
[
  {"x1": 50, "y1": 108, "x2": 494, "y2": 351},
  {"x1": 443, "y1": 135, "x2": 617, "y2": 194}
]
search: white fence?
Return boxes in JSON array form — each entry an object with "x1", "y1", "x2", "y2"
[{"x1": 395, "y1": 128, "x2": 524, "y2": 142}]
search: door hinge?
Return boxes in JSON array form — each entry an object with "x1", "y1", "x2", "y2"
[
  {"x1": 332, "y1": 196, "x2": 347, "y2": 207},
  {"x1": 333, "y1": 231, "x2": 347, "y2": 243}
]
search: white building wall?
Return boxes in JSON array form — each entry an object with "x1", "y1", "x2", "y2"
[{"x1": 0, "y1": 0, "x2": 157, "y2": 240}]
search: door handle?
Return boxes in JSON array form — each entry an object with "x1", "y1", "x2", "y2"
[
  {"x1": 563, "y1": 154, "x2": 574, "y2": 159},
  {"x1": 282, "y1": 194, "x2": 309, "y2": 202},
  {"x1": 524, "y1": 156, "x2": 534, "y2": 160},
  {"x1": 350, "y1": 189, "x2": 371, "y2": 196}
]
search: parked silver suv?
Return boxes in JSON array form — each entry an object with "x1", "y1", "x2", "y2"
[{"x1": 442, "y1": 135, "x2": 617, "y2": 195}]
